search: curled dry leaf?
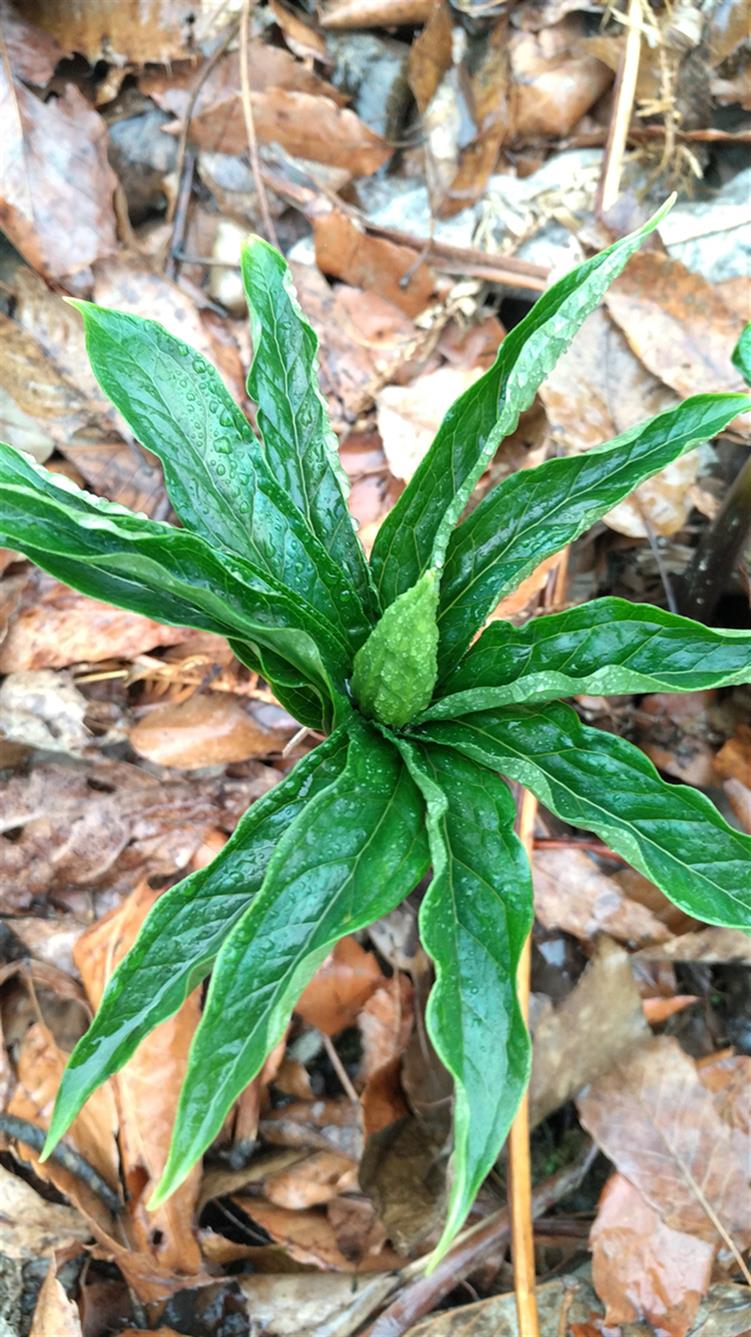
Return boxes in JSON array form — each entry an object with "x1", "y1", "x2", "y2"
[
  {"x1": 533, "y1": 846, "x2": 672, "y2": 946},
  {"x1": 0, "y1": 73, "x2": 116, "y2": 281},
  {"x1": 0, "y1": 1164, "x2": 91, "y2": 1259},
  {"x1": 231, "y1": 1199, "x2": 397, "y2": 1271},
  {"x1": 295, "y1": 935, "x2": 386, "y2": 1036},
  {"x1": 260, "y1": 1097, "x2": 363, "y2": 1160},
  {"x1": 635, "y1": 927, "x2": 751, "y2": 966},
  {"x1": 591, "y1": 1172, "x2": 716, "y2": 1337},
  {"x1": 529, "y1": 937, "x2": 649, "y2": 1126},
  {"x1": 359, "y1": 973, "x2": 415, "y2": 1082},
  {"x1": 29, "y1": 1262, "x2": 83, "y2": 1337},
  {"x1": 509, "y1": 19, "x2": 613, "y2": 139},
  {"x1": 74, "y1": 882, "x2": 203, "y2": 1275},
  {"x1": 714, "y1": 725, "x2": 751, "y2": 786},
  {"x1": 577, "y1": 1035, "x2": 751, "y2": 1249},
  {"x1": 129, "y1": 693, "x2": 289, "y2": 769}
]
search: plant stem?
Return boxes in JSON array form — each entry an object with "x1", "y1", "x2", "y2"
[
  {"x1": 509, "y1": 787, "x2": 541, "y2": 1337},
  {"x1": 680, "y1": 453, "x2": 751, "y2": 621}
]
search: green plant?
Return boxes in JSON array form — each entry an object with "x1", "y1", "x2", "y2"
[{"x1": 2, "y1": 203, "x2": 750, "y2": 1263}]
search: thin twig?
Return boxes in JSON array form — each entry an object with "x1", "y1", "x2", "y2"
[
  {"x1": 358, "y1": 1143, "x2": 597, "y2": 1337},
  {"x1": 596, "y1": 0, "x2": 642, "y2": 214},
  {"x1": 322, "y1": 1033, "x2": 359, "y2": 1105},
  {"x1": 0, "y1": 1113, "x2": 123, "y2": 1216},
  {"x1": 165, "y1": 20, "x2": 238, "y2": 270},
  {"x1": 509, "y1": 786, "x2": 540, "y2": 1337},
  {"x1": 635, "y1": 500, "x2": 679, "y2": 613},
  {"x1": 240, "y1": 0, "x2": 278, "y2": 248}
]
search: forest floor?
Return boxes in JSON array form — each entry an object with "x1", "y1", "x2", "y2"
[{"x1": 0, "y1": 0, "x2": 750, "y2": 1334}]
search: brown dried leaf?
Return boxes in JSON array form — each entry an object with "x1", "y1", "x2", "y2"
[
  {"x1": 270, "y1": 0, "x2": 328, "y2": 61},
  {"x1": 260, "y1": 1097, "x2": 363, "y2": 1160},
  {"x1": 0, "y1": 570, "x2": 191, "y2": 672},
  {"x1": 0, "y1": 1, "x2": 64, "y2": 83},
  {"x1": 715, "y1": 725, "x2": 751, "y2": 786},
  {"x1": 129, "y1": 693, "x2": 288, "y2": 769},
  {"x1": 509, "y1": 21, "x2": 613, "y2": 139},
  {"x1": 187, "y1": 86, "x2": 391, "y2": 175},
  {"x1": 577, "y1": 1035, "x2": 751, "y2": 1247},
  {"x1": 359, "y1": 974, "x2": 414, "y2": 1083},
  {"x1": 605, "y1": 253, "x2": 750, "y2": 423},
  {"x1": 75, "y1": 882, "x2": 202, "y2": 1276},
  {"x1": 233, "y1": 1199, "x2": 398, "y2": 1271},
  {"x1": 313, "y1": 211, "x2": 442, "y2": 319},
  {"x1": 529, "y1": 937, "x2": 649, "y2": 1126},
  {"x1": 263, "y1": 1150, "x2": 358, "y2": 1209},
  {"x1": 591, "y1": 1173, "x2": 715, "y2": 1337},
  {"x1": 724, "y1": 777, "x2": 751, "y2": 834},
  {"x1": 635, "y1": 927, "x2": 751, "y2": 966},
  {"x1": 0, "y1": 1165, "x2": 91, "y2": 1259},
  {"x1": 295, "y1": 936, "x2": 385, "y2": 1037},
  {"x1": 23, "y1": 0, "x2": 202, "y2": 62},
  {"x1": 533, "y1": 846, "x2": 671, "y2": 946},
  {"x1": 360, "y1": 1113, "x2": 448, "y2": 1253},
  {"x1": 29, "y1": 1263, "x2": 83, "y2": 1337},
  {"x1": 0, "y1": 73, "x2": 116, "y2": 281},
  {"x1": 322, "y1": 0, "x2": 438, "y2": 28}
]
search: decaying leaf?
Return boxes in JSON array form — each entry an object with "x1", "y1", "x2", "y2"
[
  {"x1": 0, "y1": 1164, "x2": 91, "y2": 1259},
  {"x1": 591, "y1": 1173, "x2": 715, "y2": 1337},
  {"x1": 28, "y1": 1261, "x2": 83, "y2": 1337},
  {"x1": 533, "y1": 846, "x2": 672, "y2": 946},
  {"x1": 263, "y1": 1149, "x2": 358, "y2": 1209},
  {"x1": 0, "y1": 70, "x2": 117, "y2": 281},
  {"x1": 577, "y1": 1035, "x2": 751, "y2": 1249},
  {"x1": 530, "y1": 937, "x2": 649, "y2": 1126},
  {"x1": 377, "y1": 367, "x2": 480, "y2": 482},
  {"x1": 313, "y1": 211, "x2": 443, "y2": 318}
]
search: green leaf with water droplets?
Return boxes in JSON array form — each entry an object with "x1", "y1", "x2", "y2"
[
  {"x1": 369, "y1": 200, "x2": 675, "y2": 610},
  {"x1": 0, "y1": 442, "x2": 351, "y2": 719},
  {"x1": 423, "y1": 597, "x2": 751, "y2": 719},
  {"x1": 417, "y1": 702, "x2": 751, "y2": 930},
  {"x1": 392, "y1": 737, "x2": 532, "y2": 1266},
  {"x1": 435, "y1": 392, "x2": 751, "y2": 677},
  {"x1": 242, "y1": 238, "x2": 377, "y2": 619},
  {"x1": 41, "y1": 730, "x2": 350, "y2": 1163},
  {"x1": 351, "y1": 570, "x2": 439, "y2": 727},
  {"x1": 150, "y1": 719, "x2": 429, "y2": 1205},
  {"x1": 73, "y1": 300, "x2": 370, "y2": 653}
]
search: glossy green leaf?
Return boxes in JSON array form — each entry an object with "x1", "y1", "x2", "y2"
[
  {"x1": 151, "y1": 720, "x2": 429, "y2": 1205},
  {"x1": 424, "y1": 598, "x2": 751, "y2": 720},
  {"x1": 41, "y1": 732, "x2": 349, "y2": 1161},
  {"x1": 351, "y1": 570, "x2": 439, "y2": 727},
  {"x1": 242, "y1": 238, "x2": 376, "y2": 618},
  {"x1": 370, "y1": 201, "x2": 674, "y2": 609},
  {"x1": 0, "y1": 444, "x2": 350, "y2": 713},
  {"x1": 394, "y1": 738, "x2": 532, "y2": 1263},
  {"x1": 417, "y1": 702, "x2": 751, "y2": 930},
  {"x1": 229, "y1": 638, "x2": 338, "y2": 731},
  {"x1": 74, "y1": 301, "x2": 369, "y2": 649},
  {"x1": 436, "y1": 392, "x2": 751, "y2": 676},
  {"x1": 732, "y1": 322, "x2": 751, "y2": 384}
]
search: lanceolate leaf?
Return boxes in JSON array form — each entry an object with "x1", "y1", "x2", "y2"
[
  {"x1": 436, "y1": 393, "x2": 750, "y2": 675},
  {"x1": 424, "y1": 598, "x2": 751, "y2": 719},
  {"x1": 0, "y1": 444, "x2": 352, "y2": 710},
  {"x1": 417, "y1": 703, "x2": 751, "y2": 930},
  {"x1": 150, "y1": 720, "x2": 429, "y2": 1205},
  {"x1": 370, "y1": 202, "x2": 673, "y2": 609},
  {"x1": 229, "y1": 638, "x2": 335, "y2": 732},
  {"x1": 74, "y1": 301, "x2": 369, "y2": 648},
  {"x1": 242, "y1": 239, "x2": 377, "y2": 618},
  {"x1": 394, "y1": 738, "x2": 532, "y2": 1263},
  {"x1": 41, "y1": 732, "x2": 349, "y2": 1161}
]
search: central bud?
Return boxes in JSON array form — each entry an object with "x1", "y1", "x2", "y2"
[{"x1": 351, "y1": 571, "x2": 439, "y2": 728}]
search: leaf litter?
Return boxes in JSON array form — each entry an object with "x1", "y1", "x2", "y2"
[{"x1": 0, "y1": 0, "x2": 750, "y2": 1332}]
